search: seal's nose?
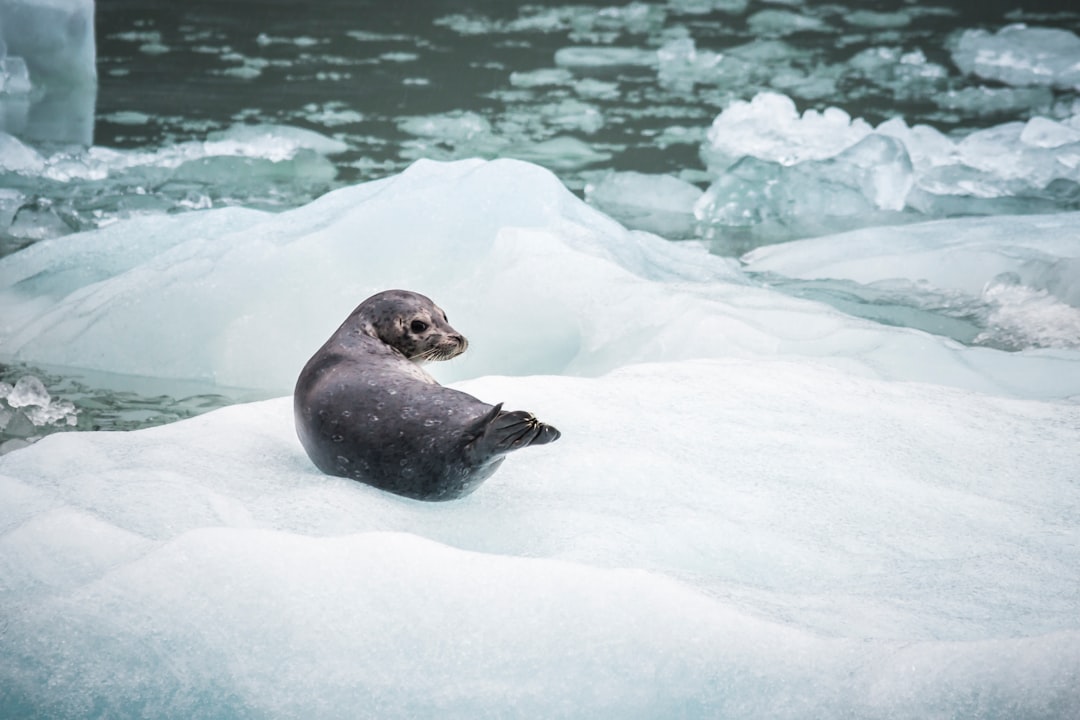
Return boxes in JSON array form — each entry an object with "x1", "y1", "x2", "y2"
[{"x1": 452, "y1": 334, "x2": 468, "y2": 351}]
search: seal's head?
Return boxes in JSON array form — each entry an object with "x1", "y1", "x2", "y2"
[{"x1": 353, "y1": 289, "x2": 468, "y2": 363}]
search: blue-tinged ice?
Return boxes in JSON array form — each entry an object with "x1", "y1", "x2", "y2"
[
  {"x1": 951, "y1": 24, "x2": 1080, "y2": 90},
  {"x1": 1, "y1": 358, "x2": 1078, "y2": 718},
  {"x1": 0, "y1": 0, "x2": 96, "y2": 145},
  {"x1": 2, "y1": 158, "x2": 1078, "y2": 400},
  {"x1": 743, "y1": 213, "x2": 1080, "y2": 351}
]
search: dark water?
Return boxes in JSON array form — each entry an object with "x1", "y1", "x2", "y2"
[{"x1": 93, "y1": 0, "x2": 1080, "y2": 180}]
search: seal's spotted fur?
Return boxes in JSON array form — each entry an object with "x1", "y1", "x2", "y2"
[{"x1": 294, "y1": 290, "x2": 560, "y2": 500}]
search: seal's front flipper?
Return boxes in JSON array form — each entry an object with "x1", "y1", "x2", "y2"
[{"x1": 465, "y1": 403, "x2": 560, "y2": 463}]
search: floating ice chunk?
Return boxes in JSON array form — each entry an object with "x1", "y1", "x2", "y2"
[
  {"x1": 696, "y1": 134, "x2": 913, "y2": 242},
  {"x1": 743, "y1": 212, "x2": 1080, "y2": 305},
  {"x1": 538, "y1": 98, "x2": 604, "y2": 133},
  {"x1": 767, "y1": 66, "x2": 840, "y2": 101},
  {"x1": 585, "y1": 171, "x2": 703, "y2": 238},
  {"x1": 203, "y1": 124, "x2": 348, "y2": 158},
  {"x1": 100, "y1": 110, "x2": 151, "y2": 125},
  {"x1": 701, "y1": 92, "x2": 873, "y2": 172},
  {"x1": 653, "y1": 124, "x2": 705, "y2": 148},
  {"x1": 572, "y1": 77, "x2": 619, "y2": 100},
  {"x1": 436, "y1": 4, "x2": 666, "y2": 38},
  {"x1": 746, "y1": 9, "x2": 829, "y2": 36},
  {"x1": 705, "y1": 94, "x2": 1080, "y2": 218},
  {"x1": 508, "y1": 68, "x2": 573, "y2": 88},
  {"x1": 656, "y1": 37, "x2": 723, "y2": 92},
  {"x1": 255, "y1": 33, "x2": 323, "y2": 48},
  {"x1": 588, "y1": 2, "x2": 668, "y2": 36},
  {"x1": 300, "y1": 102, "x2": 363, "y2": 127},
  {"x1": 397, "y1": 111, "x2": 508, "y2": 162},
  {"x1": 667, "y1": 0, "x2": 748, "y2": 15},
  {"x1": 955, "y1": 120, "x2": 1080, "y2": 189},
  {"x1": 5, "y1": 375, "x2": 49, "y2": 408},
  {"x1": 37, "y1": 123, "x2": 347, "y2": 180},
  {"x1": 951, "y1": 24, "x2": 1080, "y2": 90},
  {"x1": 743, "y1": 213, "x2": 1080, "y2": 350},
  {"x1": 844, "y1": 10, "x2": 911, "y2": 29},
  {"x1": 502, "y1": 136, "x2": 612, "y2": 170},
  {"x1": 0, "y1": 123, "x2": 343, "y2": 242},
  {"x1": 0, "y1": 374, "x2": 77, "y2": 438},
  {"x1": 933, "y1": 85, "x2": 1054, "y2": 117},
  {"x1": 1020, "y1": 116, "x2": 1080, "y2": 148},
  {"x1": 846, "y1": 46, "x2": 948, "y2": 97},
  {"x1": 398, "y1": 111, "x2": 493, "y2": 143},
  {"x1": 554, "y1": 46, "x2": 658, "y2": 69}
]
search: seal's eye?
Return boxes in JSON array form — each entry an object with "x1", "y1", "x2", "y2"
[{"x1": 410, "y1": 320, "x2": 428, "y2": 333}]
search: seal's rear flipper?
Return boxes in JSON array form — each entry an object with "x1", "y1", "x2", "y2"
[{"x1": 465, "y1": 403, "x2": 561, "y2": 463}]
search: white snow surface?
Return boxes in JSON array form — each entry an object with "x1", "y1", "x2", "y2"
[{"x1": 1, "y1": 359, "x2": 1079, "y2": 718}]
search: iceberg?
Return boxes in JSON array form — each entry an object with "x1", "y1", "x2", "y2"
[
  {"x1": 584, "y1": 170, "x2": 703, "y2": 238},
  {"x1": 951, "y1": 24, "x2": 1080, "y2": 90},
  {"x1": 0, "y1": 0, "x2": 97, "y2": 145},
  {"x1": 701, "y1": 92, "x2": 873, "y2": 172},
  {"x1": 696, "y1": 91, "x2": 1080, "y2": 243},
  {"x1": 0, "y1": 123, "x2": 345, "y2": 243},
  {"x1": 2, "y1": 158, "x2": 1078, "y2": 401},
  {"x1": 743, "y1": 213, "x2": 1080, "y2": 351}
]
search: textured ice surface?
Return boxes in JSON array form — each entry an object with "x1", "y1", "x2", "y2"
[
  {"x1": 584, "y1": 170, "x2": 702, "y2": 238},
  {"x1": 743, "y1": 213, "x2": 1080, "y2": 351},
  {"x1": 554, "y1": 45, "x2": 658, "y2": 68},
  {"x1": 397, "y1": 108, "x2": 609, "y2": 170},
  {"x1": 697, "y1": 91, "x2": 1080, "y2": 243},
  {"x1": 701, "y1": 92, "x2": 873, "y2": 171},
  {"x1": 696, "y1": 133, "x2": 914, "y2": 244},
  {"x1": 0, "y1": 123, "x2": 344, "y2": 244},
  {"x1": 746, "y1": 9, "x2": 829, "y2": 36},
  {"x1": 2, "y1": 158, "x2": 1078, "y2": 401},
  {"x1": 1, "y1": 359, "x2": 1078, "y2": 718},
  {"x1": 951, "y1": 24, "x2": 1080, "y2": 90},
  {"x1": 743, "y1": 212, "x2": 1080, "y2": 300}
]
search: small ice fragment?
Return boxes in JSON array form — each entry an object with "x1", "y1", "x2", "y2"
[{"x1": 7, "y1": 376, "x2": 50, "y2": 409}]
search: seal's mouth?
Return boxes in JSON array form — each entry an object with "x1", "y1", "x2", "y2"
[{"x1": 411, "y1": 339, "x2": 467, "y2": 363}]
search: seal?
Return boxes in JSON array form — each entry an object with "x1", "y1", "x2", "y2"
[{"x1": 294, "y1": 289, "x2": 560, "y2": 500}]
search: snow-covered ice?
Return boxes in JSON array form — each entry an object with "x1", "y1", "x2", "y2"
[
  {"x1": 743, "y1": 212, "x2": 1080, "y2": 352},
  {"x1": 951, "y1": 24, "x2": 1080, "y2": 90},
  {"x1": 695, "y1": 91, "x2": 1080, "y2": 242},
  {"x1": 2, "y1": 353, "x2": 1078, "y2": 717},
  {"x1": 3, "y1": 158, "x2": 1077, "y2": 400}
]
